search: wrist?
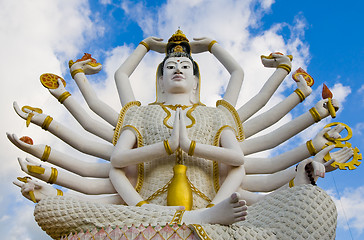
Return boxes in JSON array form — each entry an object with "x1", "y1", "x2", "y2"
[{"x1": 208, "y1": 40, "x2": 218, "y2": 53}]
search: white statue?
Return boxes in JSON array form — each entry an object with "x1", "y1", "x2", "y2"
[{"x1": 8, "y1": 30, "x2": 355, "y2": 239}]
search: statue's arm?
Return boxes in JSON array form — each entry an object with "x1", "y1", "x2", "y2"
[
  {"x1": 237, "y1": 54, "x2": 292, "y2": 123},
  {"x1": 49, "y1": 79, "x2": 114, "y2": 142},
  {"x1": 241, "y1": 98, "x2": 339, "y2": 155},
  {"x1": 7, "y1": 133, "x2": 110, "y2": 178},
  {"x1": 17, "y1": 157, "x2": 116, "y2": 195},
  {"x1": 243, "y1": 75, "x2": 312, "y2": 138},
  {"x1": 243, "y1": 147, "x2": 332, "y2": 193},
  {"x1": 191, "y1": 38, "x2": 244, "y2": 107},
  {"x1": 115, "y1": 37, "x2": 165, "y2": 106},
  {"x1": 14, "y1": 102, "x2": 113, "y2": 160},
  {"x1": 70, "y1": 59, "x2": 119, "y2": 126},
  {"x1": 13, "y1": 177, "x2": 124, "y2": 204}
]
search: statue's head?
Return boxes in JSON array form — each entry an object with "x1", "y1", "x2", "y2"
[{"x1": 155, "y1": 30, "x2": 201, "y2": 104}]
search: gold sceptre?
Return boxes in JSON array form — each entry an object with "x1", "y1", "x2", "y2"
[{"x1": 322, "y1": 84, "x2": 336, "y2": 118}]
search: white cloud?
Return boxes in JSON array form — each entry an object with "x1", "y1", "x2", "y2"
[{"x1": 329, "y1": 186, "x2": 364, "y2": 235}]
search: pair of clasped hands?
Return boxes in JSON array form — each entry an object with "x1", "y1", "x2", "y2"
[{"x1": 166, "y1": 108, "x2": 194, "y2": 155}]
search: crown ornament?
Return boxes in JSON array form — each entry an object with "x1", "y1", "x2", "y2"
[{"x1": 166, "y1": 29, "x2": 191, "y2": 55}]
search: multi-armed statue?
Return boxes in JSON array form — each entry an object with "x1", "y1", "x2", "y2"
[{"x1": 8, "y1": 30, "x2": 360, "y2": 239}]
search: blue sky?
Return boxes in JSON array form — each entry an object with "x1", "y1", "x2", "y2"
[{"x1": 1, "y1": 0, "x2": 363, "y2": 239}]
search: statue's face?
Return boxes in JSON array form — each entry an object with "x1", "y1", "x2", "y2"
[{"x1": 160, "y1": 57, "x2": 197, "y2": 94}]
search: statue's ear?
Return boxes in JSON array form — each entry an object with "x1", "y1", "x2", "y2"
[
  {"x1": 193, "y1": 75, "x2": 198, "y2": 90},
  {"x1": 158, "y1": 76, "x2": 165, "y2": 93}
]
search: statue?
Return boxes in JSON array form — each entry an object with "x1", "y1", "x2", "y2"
[{"x1": 8, "y1": 30, "x2": 360, "y2": 239}]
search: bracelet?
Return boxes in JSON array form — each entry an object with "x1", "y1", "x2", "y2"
[
  {"x1": 306, "y1": 140, "x2": 317, "y2": 156},
  {"x1": 136, "y1": 200, "x2": 149, "y2": 207},
  {"x1": 277, "y1": 64, "x2": 291, "y2": 73},
  {"x1": 41, "y1": 116, "x2": 53, "y2": 130},
  {"x1": 58, "y1": 91, "x2": 71, "y2": 104},
  {"x1": 47, "y1": 167, "x2": 58, "y2": 184},
  {"x1": 309, "y1": 107, "x2": 321, "y2": 122},
  {"x1": 41, "y1": 145, "x2": 51, "y2": 162},
  {"x1": 188, "y1": 140, "x2": 196, "y2": 156},
  {"x1": 294, "y1": 89, "x2": 305, "y2": 102},
  {"x1": 206, "y1": 203, "x2": 215, "y2": 208},
  {"x1": 56, "y1": 189, "x2": 63, "y2": 196},
  {"x1": 289, "y1": 178, "x2": 295, "y2": 188},
  {"x1": 208, "y1": 40, "x2": 218, "y2": 53},
  {"x1": 27, "y1": 165, "x2": 45, "y2": 175},
  {"x1": 163, "y1": 140, "x2": 174, "y2": 155},
  {"x1": 70, "y1": 69, "x2": 84, "y2": 79},
  {"x1": 139, "y1": 41, "x2": 150, "y2": 51}
]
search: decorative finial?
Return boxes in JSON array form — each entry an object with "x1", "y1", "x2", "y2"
[{"x1": 168, "y1": 29, "x2": 189, "y2": 43}]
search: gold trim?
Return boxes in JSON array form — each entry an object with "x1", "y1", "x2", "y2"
[
  {"x1": 164, "y1": 104, "x2": 191, "y2": 110},
  {"x1": 112, "y1": 101, "x2": 141, "y2": 145},
  {"x1": 136, "y1": 200, "x2": 149, "y2": 207},
  {"x1": 294, "y1": 89, "x2": 305, "y2": 102},
  {"x1": 56, "y1": 189, "x2": 63, "y2": 196},
  {"x1": 188, "y1": 140, "x2": 196, "y2": 156},
  {"x1": 170, "y1": 210, "x2": 186, "y2": 224},
  {"x1": 146, "y1": 179, "x2": 172, "y2": 202},
  {"x1": 139, "y1": 41, "x2": 150, "y2": 51},
  {"x1": 159, "y1": 103, "x2": 199, "y2": 129},
  {"x1": 47, "y1": 167, "x2": 58, "y2": 184},
  {"x1": 306, "y1": 140, "x2": 317, "y2": 156},
  {"x1": 327, "y1": 98, "x2": 336, "y2": 118},
  {"x1": 188, "y1": 179, "x2": 212, "y2": 203},
  {"x1": 309, "y1": 107, "x2": 321, "y2": 123},
  {"x1": 277, "y1": 64, "x2": 292, "y2": 73},
  {"x1": 58, "y1": 91, "x2": 71, "y2": 104},
  {"x1": 164, "y1": 139, "x2": 174, "y2": 155},
  {"x1": 41, "y1": 116, "x2": 53, "y2": 130},
  {"x1": 190, "y1": 224, "x2": 212, "y2": 240},
  {"x1": 41, "y1": 145, "x2": 51, "y2": 162},
  {"x1": 208, "y1": 40, "x2": 218, "y2": 53},
  {"x1": 71, "y1": 69, "x2": 84, "y2": 79},
  {"x1": 120, "y1": 125, "x2": 144, "y2": 193},
  {"x1": 27, "y1": 165, "x2": 45, "y2": 175},
  {"x1": 289, "y1": 178, "x2": 295, "y2": 188},
  {"x1": 216, "y1": 100, "x2": 245, "y2": 141},
  {"x1": 206, "y1": 203, "x2": 215, "y2": 208}
]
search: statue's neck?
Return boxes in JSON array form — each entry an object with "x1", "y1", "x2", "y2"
[{"x1": 163, "y1": 93, "x2": 194, "y2": 106}]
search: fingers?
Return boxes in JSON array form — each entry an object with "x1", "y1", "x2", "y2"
[
  {"x1": 13, "y1": 101, "x2": 26, "y2": 118},
  {"x1": 192, "y1": 37, "x2": 207, "y2": 41},
  {"x1": 323, "y1": 158, "x2": 335, "y2": 167},
  {"x1": 151, "y1": 37, "x2": 163, "y2": 41},
  {"x1": 317, "y1": 145, "x2": 335, "y2": 158},
  {"x1": 13, "y1": 179, "x2": 24, "y2": 188},
  {"x1": 312, "y1": 161, "x2": 325, "y2": 178},
  {"x1": 17, "y1": 157, "x2": 29, "y2": 173}
]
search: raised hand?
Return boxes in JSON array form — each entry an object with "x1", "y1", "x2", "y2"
[
  {"x1": 48, "y1": 78, "x2": 67, "y2": 99},
  {"x1": 13, "y1": 177, "x2": 56, "y2": 203},
  {"x1": 312, "y1": 124, "x2": 345, "y2": 150},
  {"x1": 142, "y1": 37, "x2": 165, "y2": 53},
  {"x1": 17, "y1": 157, "x2": 54, "y2": 184},
  {"x1": 317, "y1": 147, "x2": 353, "y2": 172},
  {"x1": 314, "y1": 99, "x2": 340, "y2": 119},
  {"x1": 7, "y1": 133, "x2": 45, "y2": 158},
  {"x1": 13, "y1": 102, "x2": 47, "y2": 127},
  {"x1": 261, "y1": 53, "x2": 292, "y2": 68},
  {"x1": 190, "y1": 37, "x2": 214, "y2": 53},
  {"x1": 70, "y1": 58, "x2": 102, "y2": 75},
  {"x1": 296, "y1": 75, "x2": 312, "y2": 98}
]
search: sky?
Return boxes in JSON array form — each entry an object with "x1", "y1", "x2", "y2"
[{"x1": 0, "y1": 0, "x2": 363, "y2": 239}]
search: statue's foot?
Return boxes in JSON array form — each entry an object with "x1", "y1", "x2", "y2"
[{"x1": 183, "y1": 192, "x2": 247, "y2": 225}]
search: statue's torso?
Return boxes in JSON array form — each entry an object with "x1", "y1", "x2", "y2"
[{"x1": 114, "y1": 101, "x2": 244, "y2": 209}]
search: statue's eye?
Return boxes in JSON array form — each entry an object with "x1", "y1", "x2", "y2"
[
  {"x1": 166, "y1": 66, "x2": 175, "y2": 69},
  {"x1": 182, "y1": 65, "x2": 190, "y2": 69}
]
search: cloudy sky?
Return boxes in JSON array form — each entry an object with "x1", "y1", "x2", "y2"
[{"x1": 1, "y1": 0, "x2": 363, "y2": 239}]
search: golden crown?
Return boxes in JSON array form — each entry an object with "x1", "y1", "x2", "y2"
[{"x1": 168, "y1": 29, "x2": 189, "y2": 43}]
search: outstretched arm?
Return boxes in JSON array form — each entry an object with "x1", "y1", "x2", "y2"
[
  {"x1": 191, "y1": 38, "x2": 244, "y2": 107},
  {"x1": 70, "y1": 58, "x2": 119, "y2": 126},
  {"x1": 7, "y1": 133, "x2": 110, "y2": 178},
  {"x1": 241, "y1": 98, "x2": 339, "y2": 155},
  {"x1": 243, "y1": 75, "x2": 312, "y2": 138},
  {"x1": 13, "y1": 177, "x2": 123, "y2": 204},
  {"x1": 18, "y1": 157, "x2": 116, "y2": 195},
  {"x1": 237, "y1": 53, "x2": 292, "y2": 123},
  {"x1": 114, "y1": 37, "x2": 165, "y2": 106},
  {"x1": 244, "y1": 125, "x2": 351, "y2": 174},
  {"x1": 14, "y1": 102, "x2": 113, "y2": 160},
  {"x1": 49, "y1": 79, "x2": 114, "y2": 142}
]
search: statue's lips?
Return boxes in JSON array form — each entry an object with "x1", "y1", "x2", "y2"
[{"x1": 172, "y1": 74, "x2": 184, "y2": 80}]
